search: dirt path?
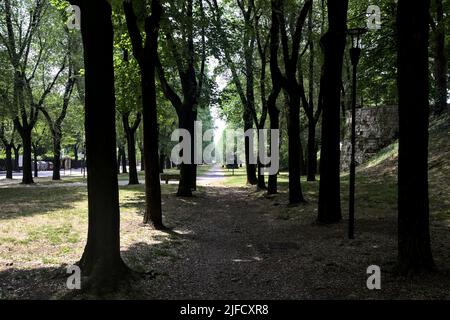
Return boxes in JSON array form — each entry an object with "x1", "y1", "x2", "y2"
[
  {"x1": 127, "y1": 181, "x2": 450, "y2": 299},
  {"x1": 197, "y1": 165, "x2": 225, "y2": 187}
]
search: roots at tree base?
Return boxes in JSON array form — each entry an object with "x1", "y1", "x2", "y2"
[{"x1": 77, "y1": 253, "x2": 132, "y2": 295}]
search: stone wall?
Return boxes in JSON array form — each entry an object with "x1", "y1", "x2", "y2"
[{"x1": 341, "y1": 105, "x2": 399, "y2": 170}]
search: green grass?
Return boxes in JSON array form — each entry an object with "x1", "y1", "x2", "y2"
[
  {"x1": 0, "y1": 182, "x2": 181, "y2": 268},
  {"x1": 363, "y1": 141, "x2": 398, "y2": 169},
  {"x1": 27, "y1": 224, "x2": 80, "y2": 245}
]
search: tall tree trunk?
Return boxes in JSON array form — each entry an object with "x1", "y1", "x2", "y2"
[
  {"x1": 117, "y1": 147, "x2": 122, "y2": 174},
  {"x1": 126, "y1": 132, "x2": 139, "y2": 185},
  {"x1": 191, "y1": 164, "x2": 197, "y2": 191},
  {"x1": 53, "y1": 135, "x2": 62, "y2": 180},
  {"x1": 20, "y1": 130, "x2": 34, "y2": 184},
  {"x1": 122, "y1": 0, "x2": 164, "y2": 228},
  {"x1": 33, "y1": 145, "x2": 38, "y2": 178},
  {"x1": 267, "y1": 0, "x2": 282, "y2": 195},
  {"x1": 277, "y1": 0, "x2": 311, "y2": 204},
  {"x1": 306, "y1": 117, "x2": 317, "y2": 181},
  {"x1": 397, "y1": 0, "x2": 435, "y2": 274},
  {"x1": 159, "y1": 152, "x2": 165, "y2": 174},
  {"x1": 5, "y1": 145, "x2": 13, "y2": 179},
  {"x1": 140, "y1": 146, "x2": 145, "y2": 171},
  {"x1": 287, "y1": 93, "x2": 305, "y2": 204},
  {"x1": 177, "y1": 107, "x2": 194, "y2": 197},
  {"x1": 267, "y1": 108, "x2": 279, "y2": 194},
  {"x1": 120, "y1": 146, "x2": 127, "y2": 174},
  {"x1": 74, "y1": 143, "x2": 79, "y2": 161},
  {"x1": 74, "y1": 0, "x2": 129, "y2": 292},
  {"x1": 244, "y1": 111, "x2": 258, "y2": 185},
  {"x1": 13, "y1": 145, "x2": 20, "y2": 172},
  {"x1": 433, "y1": 0, "x2": 448, "y2": 115},
  {"x1": 257, "y1": 157, "x2": 266, "y2": 190},
  {"x1": 141, "y1": 64, "x2": 163, "y2": 227},
  {"x1": 317, "y1": 0, "x2": 348, "y2": 223},
  {"x1": 190, "y1": 110, "x2": 198, "y2": 192},
  {"x1": 306, "y1": 0, "x2": 318, "y2": 182}
]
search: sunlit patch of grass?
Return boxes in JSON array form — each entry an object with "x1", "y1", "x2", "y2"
[
  {"x1": 363, "y1": 141, "x2": 398, "y2": 169},
  {"x1": 0, "y1": 181, "x2": 190, "y2": 271},
  {"x1": 27, "y1": 224, "x2": 80, "y2": 245},
  {"x1": 36, "y1": 176, "x2": 87, "y2": 185}
]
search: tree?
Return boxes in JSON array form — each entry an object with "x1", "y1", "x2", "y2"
[
  {"x1": 276, "y1": 0, "x2": 311, "y2": 205},
  {"x1": 114, "y1": 45, "x2": 142, "y2": 185},
  {"x1": 0, "y1": 63, "x2": 16, "y2": 179},
  {"x1": 69, "y1": 0, "x2": 129, "y2": 292},
  {"x1": 397, "y1": 0, "x2": 435, "y2": 274},
  {"x1": 303, "y1": 0, "x2": 322, "y2": 182},
  {"x1": 31, "y1": 124, "x2": 47, "y2": 178},
  {"x1": 237, "y1": 0, "x2": 260, "y2": 187},
  {"x1": 0, "y1": 0, "x2": 65, "y2": 184},
  {"x1": 207, "y1": 0, "x2": 259, "y2": 186},
  {"x1": 317, "y1": 0, "x2": 348, "y2": 223},
  {"x1": 156, "y1": 0, "x2": 207, "y2": 196},
  {"x1": 253, "y1": 1, "x2": 271, "y2": 190},
  {"x1": 0, "y1": 122, "x2": 15, "y2": 179},
  {"x1": 12, "y1": 142, "x2": 20, "y2": 171},
  {"x1": 39, "y1": 64, "x2": 75, "y2": 180},
  {"x1": 122, "y1": 111, "x2": 141, "y2": 184},
  {"x1": 124, "y1": 0, "x2": 164, "y2": 227},
  {"x1": 266, "y1": 0, "x2": 283, "y2": 194}
]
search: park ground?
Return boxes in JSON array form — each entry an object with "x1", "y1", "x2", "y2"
[{"x1": 0, "y1": 116, "x2": 449, "y2": 299}]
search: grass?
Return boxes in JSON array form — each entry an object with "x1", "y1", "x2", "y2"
[
  {"x1": 0, "y1": 183, "x2": 183, "y2": 270},
  {"x1": 363, "y1": 141, "x2": 398, "y2": 169},
  {"x1": 219, "y1": 118, "x2": 448, "y2": 225},
  {"x1": 0, "y1": 166, "x2": 215, "y2": 273},
  {"x1": 116, "y1": 164, "x2": 212, "y2": 182}
]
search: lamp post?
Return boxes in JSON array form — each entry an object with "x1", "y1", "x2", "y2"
[{"x1": 347, "y1": 27, "x2": 367, "y2": 240}]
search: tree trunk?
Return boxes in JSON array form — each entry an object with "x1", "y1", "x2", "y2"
[
  {"x1": 141, "y1": 65, "x2": 164, "y2": 227},
  {"x1": 120, "y1": 146, "x2": 127, "y2": 174},
  {"x1": 177, "y1": 107, "x2": 194, "y2": 197},
  {"x1": 122, "y1": 0, "x2": 165, "y2": 228},
  {"x1": 306, "y1": 117, "x2": 317, "y2": 181},
  {"x1": 53, "y1": 135, "x2": 62, "y2": 180},
  {"x1": 117, "y1": 147, "x2": 121, "y2": 174},
  {"x1": 244, "y1": 118, "x2": 257, "y2": 186},
  {"x1": 287, "y1": 93, "x2": 305, "y2": 204},
  {"x1": 21, "y1": 130, "x2": 34, "y2": 184},
  {"x1": 244, "y1": 110, "x2": 258, "y2": 185},
  {"x1": 75, "y1": 0, "x2": 129, "y2": 293},
  {"x1": 397, "y1": 0, "x2": 435, "y2": 274},
  {"x1": 159, "y1": 153, "x2": 165, "y2": 174},
  {"x1": 33, "y1": 145, "x2": 38, "y2": 178},
  {"x1": 140, "y1": 147, "x2": 145, "y2": 171},
  {"x1": 5, "y1": 145, "x2": 13, "y2": 179},
  {"x1": 300, "y1": 135, "x2": 306, "y2": 177},
  {"x1": 267, "y1": 106, "x2": 279, "y2": 194},
  {"x1": 433, "y1": 0, "x2": 448, "y2": 115},
  {"x1": 257, "y1": 157, "x2": 266, "y2": 190},
  {"x1": 126, "y1": 131, "x2": 139, "y2": 185},
  {"x1": 13, "y1": 145, "x2": 20, "y2": 172},
  {"x1": 74, "y1": 143, "x2": 79, "y2": 161},
  {"x1": 267, "y1": 0, "x2": 282, "y2": 195},
  {"x1": 317, "y1": 0, "x2": 347, "y2": 223}
]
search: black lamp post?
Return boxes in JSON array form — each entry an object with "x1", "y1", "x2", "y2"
[{"x1": 347, "y1": 27, "x2": 367, "y2": 240}]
